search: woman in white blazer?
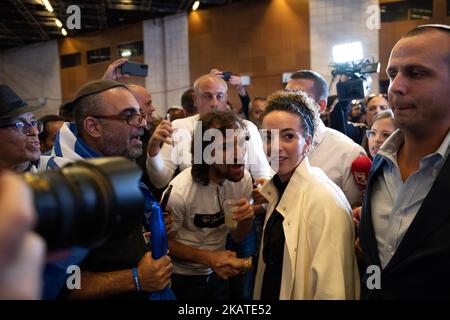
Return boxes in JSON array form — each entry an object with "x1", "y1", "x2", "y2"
[{"x1": 240, "y1": 90, "x2": 360, "y2": 299}]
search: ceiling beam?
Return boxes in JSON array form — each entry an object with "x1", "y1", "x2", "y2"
[
  {"x1": 141, "y1": 0, "x2": 153, "y2": 10},
  {"x1": 1, "y1": 19, "x2": 97, "y2": 29},
  {"x1": 0, "y1": 21, "x2": 25, "y2": 45},
  {"x1": 52, "y1": 0, "x2": 67, "y2": 20},
  {"x1": 70, "y1": 2, "x2": 177, "y2": 12},
  {"x1": 96, "y1": 0, "x2": 108, "y2": 29},
  {"x1": 178, "y1": 0, "x2": 191, "y2": 11},
  {"x1": 7, "y1": 0, "x2": 49, "y2": 40}
]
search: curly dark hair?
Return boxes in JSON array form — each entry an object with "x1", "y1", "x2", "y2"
[
  {"x1": 262, "y1": 90, "x2": 319, "y2": 141},
  {"x1": 191, "y1": 111, "x2": 244, "y2": 186}
]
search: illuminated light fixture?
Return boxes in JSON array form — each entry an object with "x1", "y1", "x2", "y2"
[
  {"x1": 41, "y1": 0, "x2": 54, "y2": 13},
  {"x1": 240, "y1": 75, "x2": 251, "y2": 86},
  {"x1": 121, "y1": 49, "x2": 132, "y2": 57},
  {"x1": 61, "y1": 28, "x2": 67, "y2": 36},
  {"x1": 192, "y1": 0, "x2": 200, "y2": 11},
  {"x1": 332, "y1": 42, "x2": 363, "y2": 63},
  {"x1": 55, "y1": 18, "x2": 62, "y2": 28}
]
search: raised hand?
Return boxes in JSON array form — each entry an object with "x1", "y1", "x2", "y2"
[
  {"x1": 101, "y1": 58, "x2": 129, "y2": 81},
  {"x1": 147, "y1": 120, "x2": 173, "y2": 157}
]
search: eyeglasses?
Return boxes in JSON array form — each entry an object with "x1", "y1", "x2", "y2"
[
  {"x1": 88, "y1": 113, "x2": 147, "y2": 127},
  {"x1": 0, "y1": 119, "x2": 43, "y2": 135}
]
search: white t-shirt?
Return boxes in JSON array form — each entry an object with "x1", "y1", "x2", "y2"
[
  {"x1": 308, "y1": 120, "x2": 366, "y2": 207},
  {"x1": 166, "y1": 167, "x2": 253, "y2": 275}
]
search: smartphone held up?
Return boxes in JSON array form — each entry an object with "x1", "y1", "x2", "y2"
[{"x1": 120, "y1": 61, "x2": 148, "y2": 77}]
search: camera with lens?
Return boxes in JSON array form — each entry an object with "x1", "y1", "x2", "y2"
[
  {"x1": 22, "y1": 157, "x2": 144, "y2": 250},
  {"x1": 222, "y1": 71, "x2": 232, "y2": 82},
  {"x1": 330, "y1": 58, "x2": 380, "y2": 101}
]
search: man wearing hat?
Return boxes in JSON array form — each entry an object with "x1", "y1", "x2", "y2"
[
  {"x1": 0, "y1": 84, "x2": 42, "y2": 173},
  {"x1": 0, "y1": 85, "x2": 46, "y2": 299},
  {"x1": 41, "y1": 79, "x2": 173, "y2": 300},
  {"x1": 43, "y1": 79, "x2": 147, "y2": 165}
]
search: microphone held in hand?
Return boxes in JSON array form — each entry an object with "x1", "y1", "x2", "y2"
[{"x1": 351, "y1": 155, "x2": 372, "y2": 193}]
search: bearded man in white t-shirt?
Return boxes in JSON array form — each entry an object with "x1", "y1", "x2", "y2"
[{"x1": 165, "y1": 110, "x2": 254, "y2": 300}]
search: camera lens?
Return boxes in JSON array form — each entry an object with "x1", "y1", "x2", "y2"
[
  {"x1": 222, "y1": 72, "x2": 232, "y2": 82},
  {"x1": 23, "y1": 157, "x2": 144, "y2": 250}
]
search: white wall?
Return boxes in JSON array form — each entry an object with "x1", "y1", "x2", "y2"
[
  {"x1": 143, "y1": 13, "x2": 190, "y2": 117},
  {"x1": 0, "y1": 40, "x2": 62, "y2": 118},
  {"x1": 309, "y1": 0, "x2": 379, "y2": 95}
]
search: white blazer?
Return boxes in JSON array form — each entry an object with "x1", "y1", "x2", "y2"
[{"x1": 253, "y1": 158, "x2": 360, "y2": 300}]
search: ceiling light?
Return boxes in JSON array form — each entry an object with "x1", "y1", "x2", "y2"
[
  {"x1": 41, "y1": 0, "x2": 54, "y2": 13},
  {"x1": 121, "y1": 49, "x2": 132, "y2": 57},
  {"x1": 332, "y1": 42, "x2": 363, "y2": 63},
  {"x1": 61, "y1": 28, "x2": 67, "y2": 36},
  {"x1": 192, "y1": 1, "x2": 200, "y2": 11},
  {"x1": 55, "y1": 18, "x2": 62, "y2": 28}
]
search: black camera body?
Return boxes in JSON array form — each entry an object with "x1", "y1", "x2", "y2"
[
  {"x1": 222, "y1": 71, "x2": 232, "y2": 82},
  {"x1": 331, "y1": 59, "x2": 380, "y2": 101},
  {"x1": 23, "y1": 157, "x2": 144, "y2": 250},
  {"x1": 336, "y1": 78, "x2": 368, "y2": 102}
]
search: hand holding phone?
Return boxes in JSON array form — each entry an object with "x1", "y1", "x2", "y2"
[
  {"x1": 222, "y1": 71, "x2": 232, "y2": 82},
  {"x1": 120, "y1": 61, "x2": 148, "y2": 77}
]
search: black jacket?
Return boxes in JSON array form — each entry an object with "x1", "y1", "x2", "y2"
[{"x1": 359, "y1": 153, "x2": 450, "y2": 299}]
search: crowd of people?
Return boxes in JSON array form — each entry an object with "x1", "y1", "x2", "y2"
[{"x1": 0, "y1": 24, "x2": 449, "y2": 300}]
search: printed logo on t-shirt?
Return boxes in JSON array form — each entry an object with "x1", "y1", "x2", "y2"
[{"x1": 194, "y1": 211, "x2": 224, "y2": 228}]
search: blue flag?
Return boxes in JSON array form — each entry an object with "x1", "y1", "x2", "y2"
[{"x1": 141, "y1": 185, "x2": 176, "y2": 300}]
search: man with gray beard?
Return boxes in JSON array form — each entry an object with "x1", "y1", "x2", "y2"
[{"x1": 41, "y1": 80, "x2": 172, "y2": 300}]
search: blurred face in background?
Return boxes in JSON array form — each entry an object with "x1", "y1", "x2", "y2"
[
  {"x1": 367, "y1": 117, "x2": 396, "y2": 158},
  {"x1": 194, "y1": 76, "x2": 228, "y2": 114},
  {"x1": 129, "y1": 85, "x2": 155, "y2": 119},
  {"x1": 285, "y1": 77, "x2": 327, "y2": 113},
  {"x1": 40, "y1": 120, "x2": 64, "y2": 153},
  {"x1": 366, "y1": 95, "x2": 390, "y2": 125},
  {"x1": 350, "y1": 100, "x2": 367, "y2": 124},
  {"x1": 249, "y1": 99, "x2": 266, "y2": 129}
]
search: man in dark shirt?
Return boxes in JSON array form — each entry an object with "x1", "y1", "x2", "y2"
[{"x1": 49, "y1": 80, "x2": 173, "y2": 299}]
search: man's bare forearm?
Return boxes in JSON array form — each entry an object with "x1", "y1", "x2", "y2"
[
  {"x1": 68, "y1": 270, "x2": 135, "y2": 300},
  {"x1": 168, "y1": 238, "x2": 212, "y2": 266}
]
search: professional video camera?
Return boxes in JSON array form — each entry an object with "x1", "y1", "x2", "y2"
[
  {"x1": 23, "y1": 157, "x2": 144, "y2": 250},
  {"x1": 330, "y1": 58, "x2": 380, "y2": 101}
]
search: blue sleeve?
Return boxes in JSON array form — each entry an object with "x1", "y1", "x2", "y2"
[{"x1": 42, "y1": 247, "x2": 89, "y2": 300}]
